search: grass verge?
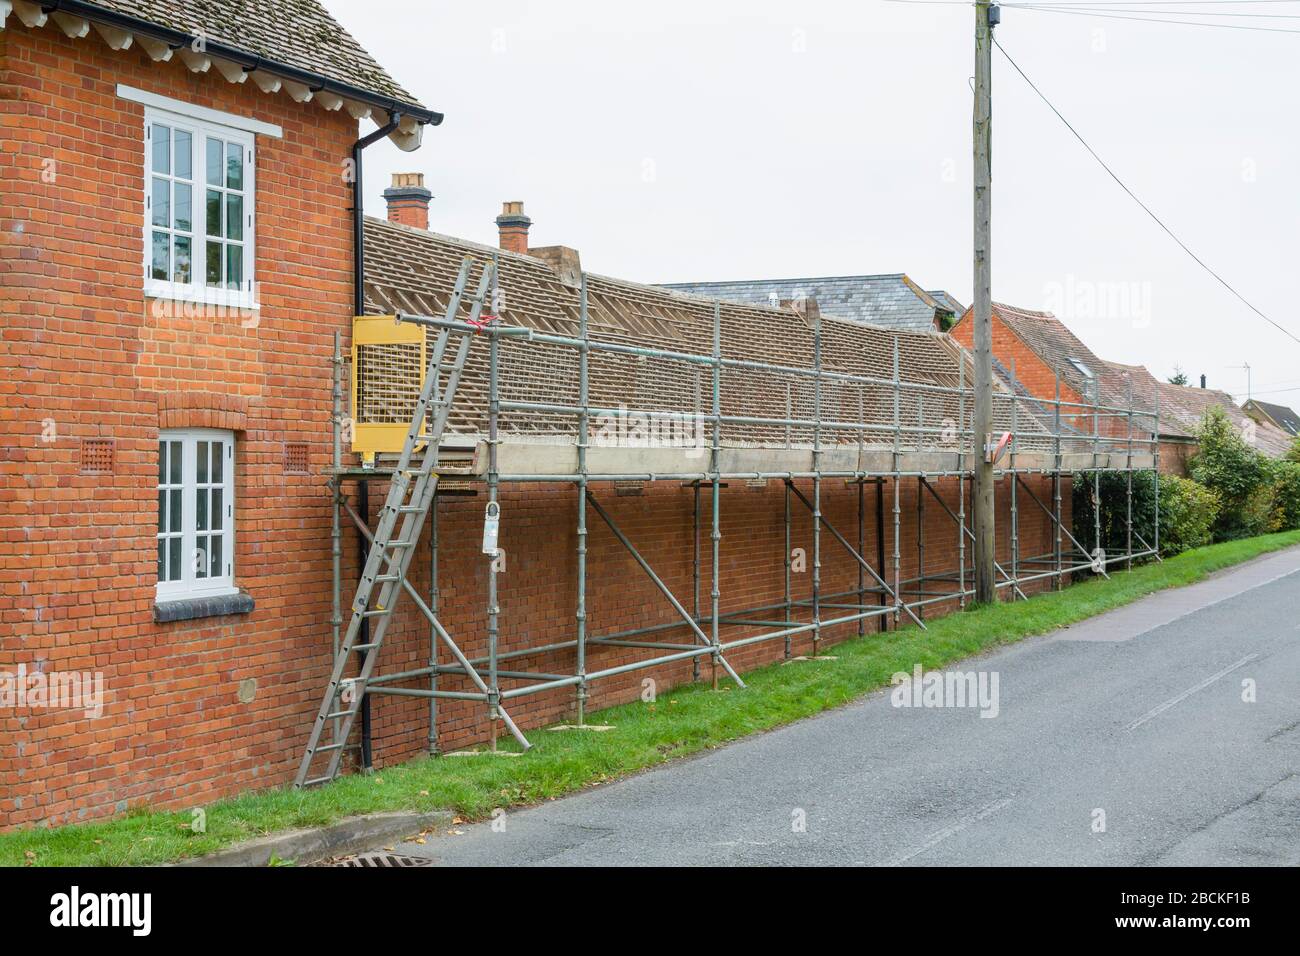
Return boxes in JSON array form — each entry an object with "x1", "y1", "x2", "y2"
[{"x1": 5, "y1": 529, "x2": 1299, "y2": 866}]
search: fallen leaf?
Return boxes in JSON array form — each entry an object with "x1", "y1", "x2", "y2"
[{"x1": 414, "y1": 838, "x2": 426, "y2": 845}]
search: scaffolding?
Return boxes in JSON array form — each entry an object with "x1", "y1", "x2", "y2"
[{"x1": 300, "y1": 256, "x2": 1160, "y2": 784}]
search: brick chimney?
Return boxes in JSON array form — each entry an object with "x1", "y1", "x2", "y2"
[
  {"x1": 383, "y1": 173, "x2": 432, "y2": 230},
  {"x1": 530, "y1": 245, "x2": 582, "y2": 288},
  {"x1": 496, "y1": 201, "x2": 531, "y2": 254}
]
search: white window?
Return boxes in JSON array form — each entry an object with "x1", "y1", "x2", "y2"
[
  {"x1": 157, "y1": 429, "x2": 236, "y2": 601},
  {"x1": 143, "y1": 105, "x2": 255, "y2": 307},
  {"x1": 1067, "y1": 358, "x2": 1094, "y2": 380}
]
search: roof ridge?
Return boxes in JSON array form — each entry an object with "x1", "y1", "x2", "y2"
[{"x1": 661, "y1": 273, "x2": 909, "y2": 286}]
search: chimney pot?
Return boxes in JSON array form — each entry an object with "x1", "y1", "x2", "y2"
[
  {"x1": 383, "y1": 172, "x2": 432, "y2": 230},
  {"x1": 1200, "y1": 374, "x2": 1207, "y2": 389},
  {"x1": 496, "y1": 201, "x2": 532, "y2": 255}
]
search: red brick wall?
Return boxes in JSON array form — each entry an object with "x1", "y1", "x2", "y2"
[
  {"x1": 0, "y1": 25, "x2": 356, "y2": 829},
  {"x1": 1160, "y1": 439, "x2": 1194, "y2": 476},
  {"x1": 0, "y1": 25, "x2": 1074, "y2": 831}
]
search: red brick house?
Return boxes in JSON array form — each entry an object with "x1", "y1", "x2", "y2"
[
  {"x1": 1, "y1": 1, "x2": 1111, "y2": 829},
  {"x1": 0, "y1": 0, "x2": 438, "y2": 828},
  {"x1": 951, "y1": 304, "x2": 1201, "y2": 473}
]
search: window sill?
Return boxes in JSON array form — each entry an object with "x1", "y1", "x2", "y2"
[
  {"x1": 153, "y1": 590, "x2": 254, "y2": 624},
  {"x1": 145, "y1": 281, "x2": 260, "y2": 314}
]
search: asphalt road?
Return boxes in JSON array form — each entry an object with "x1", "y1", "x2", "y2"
[{"x1": 393, "y1": 546, "x2": 1300, "y2": 866}]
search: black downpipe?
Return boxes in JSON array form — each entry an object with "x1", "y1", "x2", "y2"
[
  {"x1": 352, "y1": 114, "x2": 402, "y2": 315},
  {"x1": 350, "y1": 114, "x2": 400, "y2": 769}
]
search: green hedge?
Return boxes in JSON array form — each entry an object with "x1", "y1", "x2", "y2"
[
  {"x1": 1188, "y1": 407, "x2": 1272, "y2": 540},
  {"x1": 1072, "y1": 470, "x2": 1220, "y2": 560},
  {"x1": 1073, "y1": 409, "x2": 1300, "y2": 561},
  {"x1": 1268, "y1": 459, "x2": 1300, "y2": 531},
  {"x1": 1071, "y1": 470, "x2": 1157, "y2": 558},
  {"x1": 1157, "y1": 474, "x2": 1220, "y2": 556}
]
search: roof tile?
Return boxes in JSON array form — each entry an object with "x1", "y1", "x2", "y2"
[{"x1": 82, "y1": 0, "x2": 425, "y2": 110}]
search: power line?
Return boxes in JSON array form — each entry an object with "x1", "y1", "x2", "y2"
[
  {"x1": 1245, "y1": 378, "x2": 1300, "y2": 389},
  {"x1": 1016, "y1": 5, "x2": 1300, "y2": 16},
  {"x1": 1235, "y1": 384, "x2": 1300, "y2": 396},
  {"x1": 1008, "y1": 4, "x2": 1300, "y2": 30},
  {"x1": 992, "y1": 37, "x2": 1300, "y2": 347},
  {"x1": 1010, "y1": 1, "x2": 1300, "y2": 5}
]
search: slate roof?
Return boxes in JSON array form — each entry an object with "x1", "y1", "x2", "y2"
[
  {"x1": 77, "y1": 0, "x2": 427, "y2": 112},
  {"x1": 1244, "y1": 399, "x2": 1300, "y2": 438},
  {"x1": 657, "y1": 274, "x2": 950, "y2": 334},
  {"x1": 360, "y1": 219, "x2": 1075, "y2": 453}
]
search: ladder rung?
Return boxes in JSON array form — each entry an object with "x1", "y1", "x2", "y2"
[{"x1": 296, "y1": 261, "x2": 488, "y2": 792}]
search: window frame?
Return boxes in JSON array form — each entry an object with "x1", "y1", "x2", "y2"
[
  {"x1": 142, "y1": 104, "x2": 257, "y2": 310},
  {"x1": 156, "y1": 428, "x2": 238, "y2": 602}
]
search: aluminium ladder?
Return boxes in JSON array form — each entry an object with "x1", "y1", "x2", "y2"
[{"x1": 295, "y1": 258, "x2": 493, "y2": 788}]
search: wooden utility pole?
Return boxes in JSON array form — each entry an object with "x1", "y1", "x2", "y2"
[{"x1": 972, "y1": 1, "x2": 997, "y2": 603}]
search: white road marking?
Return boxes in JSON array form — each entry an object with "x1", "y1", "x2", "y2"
[
  {"x1": 1125, "y1": 654, "x2": 1258, "y2": 732},
  {"x1": 880, "y1": 797, "x2": 1015, "y2": 866}
]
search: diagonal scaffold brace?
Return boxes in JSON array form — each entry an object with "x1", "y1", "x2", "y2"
[
  {"x1": 584, "y1": 490, "x2": 746, "y2": 689},
  {"x1": 784, "y1": 479, "x2": 928, "y2": 631}
]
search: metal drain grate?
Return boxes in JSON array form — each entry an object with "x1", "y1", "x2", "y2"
[{"x1": 322, "y1": 852, "x2": 433, "y2": 868}]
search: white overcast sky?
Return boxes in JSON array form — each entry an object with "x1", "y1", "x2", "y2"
[{"x1": 323, "y1": 0, "x2": 1300, "y2": 406}]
